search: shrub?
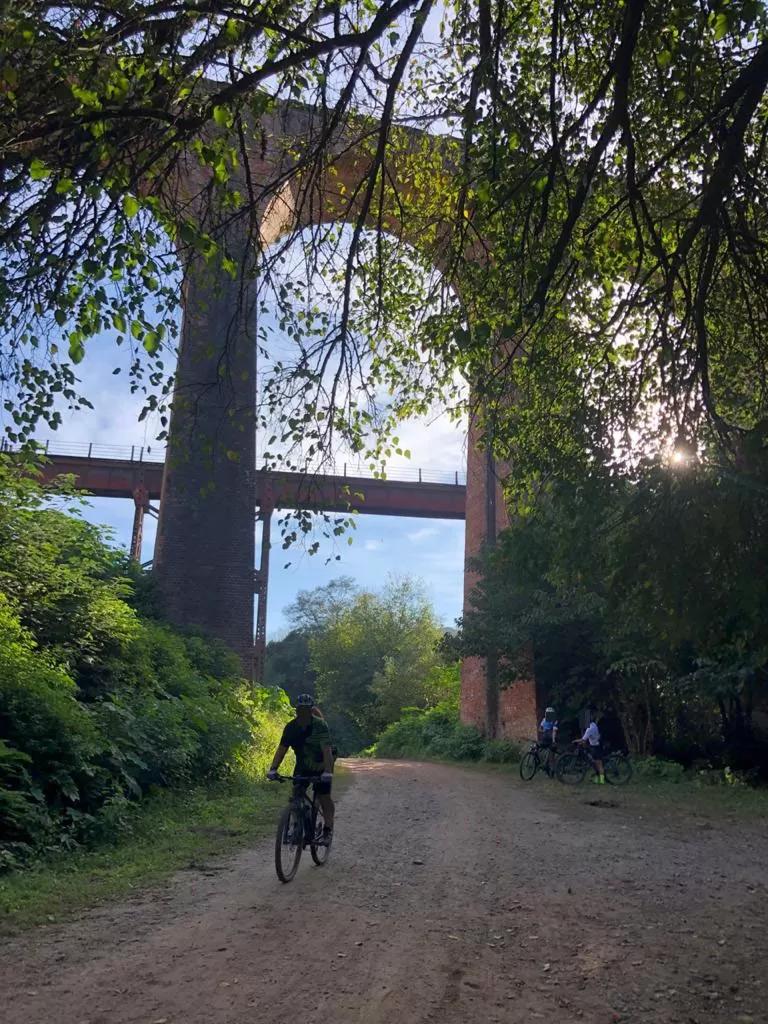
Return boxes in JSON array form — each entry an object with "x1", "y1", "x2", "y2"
[
  {"x1": 234, "y1": 685, "x2": 294, "y2": 777},
  {"x1": 0, "y1": 567, "x2": 292, "y2": 867},
  {"x1": 374, "y1": 702, "x2": 489, "y2": 762},
  {"x1": 634, "y1": 756, "x2": 686, "y2": 782},
  {"x1": 0, "y1": 595, "x2": 105, "y2": 862},
  {"x1": 482, "y1": 738, "x2": 523, "y2": 763},
  {"x1": 429, "y1": 722, "x2": 485, "y2": 761},
  {"x1": 0, "y1": 463, "x2": 298, "y2": 871}
]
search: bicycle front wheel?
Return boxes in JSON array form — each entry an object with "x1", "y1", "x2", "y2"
[
  {"x1": 556, "y1": 754, "x2": 588, "y2": 785},
  {"x1": 519, "y1": 751, "x2": 538, "y2": 781},
  {"x1": 309, "y1": 804, "x2": 330, "y2": 866},
  {"x1": 605, "y1": 753, "x2": 634, "y2": 786},
  {"x1": 275, "y1": 805, "x2": 303, "y2": 883}
]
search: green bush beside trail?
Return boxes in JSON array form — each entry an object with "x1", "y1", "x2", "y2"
[
  {"x1": 0, "y1": 456, "x2": 292, "y2": 872},
  {"x1": 373, "y1": 702, "x2": 523, "y2": 764}
]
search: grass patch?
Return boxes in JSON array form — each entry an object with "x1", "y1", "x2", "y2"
[
  {"x1": 0, "y1": 766, "x2": 352, "y2": 936},
  {"x1": 581, "y1": 772, "x2": 768, "y2": 822},
  {"x1": 454, "y1": 757, "x2": 768, "y2": 821}
]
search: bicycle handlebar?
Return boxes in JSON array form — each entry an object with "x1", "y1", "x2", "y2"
[{"x1": 271, "y1": 773, "x2": 327, "y2": 783}]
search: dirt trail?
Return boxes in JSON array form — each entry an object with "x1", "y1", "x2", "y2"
[{"x1": 2, "y1": 760, "x2": 766, "y2": 1024}]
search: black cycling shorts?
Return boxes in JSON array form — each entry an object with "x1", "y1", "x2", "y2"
[
  {"x1": 297, "y1": 774, "x2": 333, "y2": 797},
  {"x1": 588, "y1": 745, "x2": 603, "y2": 761}
]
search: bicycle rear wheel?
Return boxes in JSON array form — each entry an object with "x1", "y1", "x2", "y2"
[
  {"x1": 519, "y1": 751, "x2": 538, "y2": 781},
  {"x1": 309, "y1": 803, "x2": 330, "y2": 866},
  {"x1": 605, "y1": 753, "x2": 633, "y2": 786},
  {"x1": 275, "y1": 805, "x2": 303, "y2": 883},
  {"x1": 556, "y1": 753, "x2": 588, "y2": 785}
]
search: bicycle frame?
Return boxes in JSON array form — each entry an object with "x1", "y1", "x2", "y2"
[
  {"x1": 573, "y1": 745, "x2": 601, "y2": 768},
  {"x1": 276, "y1": 774, "x2": 321, "y2": 847}
]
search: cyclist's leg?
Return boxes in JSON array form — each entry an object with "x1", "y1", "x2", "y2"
[
  {"x1": 592, "y1": 746, "x2": 605, "y2": 783},
  {"x1": 312, "y1": 775, "x2": 335, "y2": 833}
]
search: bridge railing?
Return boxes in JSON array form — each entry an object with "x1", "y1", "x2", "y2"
[
  {"x1": 1, "y1": 439, "x2": 167, "y2": 464},
  {"x1": 2, "y1": 439, "x2": 467, "y2": 486}
]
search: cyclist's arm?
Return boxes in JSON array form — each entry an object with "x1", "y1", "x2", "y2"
[
  {"x1": 269, "y1": 744, "x2": 289, "y2": 773},
  {"x1": 321, "y1": 745, "x2": 334, "y2": 774},
  {"x1": 552, "y1": 725, "x2": 559, "y2": 742}
]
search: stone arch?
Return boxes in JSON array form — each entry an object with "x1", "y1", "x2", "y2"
[{"x1": 152, "y1": 98, "x2": 536, "y2": 740}]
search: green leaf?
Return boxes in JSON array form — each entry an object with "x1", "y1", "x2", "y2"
[
  {"x1": 714, "y1": 13, "x2": 729, "y2": 40},
  {"x1": 71, "y1": 84, "x2": 101, "y2": 108},
  {"x1": 143, "y1": 331, "x2": 160, "y2": 355},
  {"x1": 68, "y1": 333, "x2": 85, "y2": 364},
  {"x1": 122, "y1": 196, "x2": 140, "y2": 218},
  {"x1": 213, "y1": 105, "x2": 233, "y2": 128},
  {"x1": 29, "y1": 159, "x2": 51, "y2": 181}
]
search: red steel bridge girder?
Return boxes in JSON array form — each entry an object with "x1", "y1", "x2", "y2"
[
  {"x1": 36, "y1": 455, "x2": 467, "y2": 519},
  {"x1": 33, "y1": 450, "x2": 465, "y2": 684}
]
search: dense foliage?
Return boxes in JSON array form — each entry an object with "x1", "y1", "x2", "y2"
[
  {"x1": 0, "y1": 457, "x2": 292, "y2": 871},
  {"x1": 5, "y1": 1, "x2": 768, "y2": 509},
  {"x1": 264, "y1": 575, "x2": 458, "y2": 751},
  {"x1": 454, "y1": 456, "x2": 768, "y2": 774},
  {"x1": 374, "y1": 699, "x2": 522, "y2": 764},
  {"x1": 441, "y1": 0, "x2": 768, "y2": 495},
  {"x1": 0, "y1": 0, "x2": 439, "y2": 450},
  {"x1": 5, "y1": 2, "x2": 768, "y2": 787}
]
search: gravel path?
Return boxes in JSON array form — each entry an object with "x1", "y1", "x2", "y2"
[{"x1": 2, "y1": 759, "x2": 766, "y2": 1024}]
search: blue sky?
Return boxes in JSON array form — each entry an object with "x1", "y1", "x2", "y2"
[{"x1": 32, "y1": 330, "x2": 468, "y2": 638}]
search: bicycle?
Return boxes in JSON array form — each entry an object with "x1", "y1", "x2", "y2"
[
  {"x1": 555, "y1": 744, "x2": 634, "y2": 786},
  {"x1": 271, "y1": 774, "x2": 331, "y2": 883},
  {"x1": 519, "y1": 741, "x2": 560, "y2": 781}
]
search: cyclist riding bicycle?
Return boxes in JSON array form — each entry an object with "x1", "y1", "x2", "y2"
[
  {"x1": 267, "y1": 693, "x2": 336, "y2": 844},
  {"x1": 576, "y1": 707, "x2": 605, "y2": 785},
  {"x1": 538, "y1": 706, "x2": 559, "y2": 774}
]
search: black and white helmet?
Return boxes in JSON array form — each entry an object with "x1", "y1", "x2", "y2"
[{"x1": 294, "y1": 693, "x2": 314, "y2": 707}]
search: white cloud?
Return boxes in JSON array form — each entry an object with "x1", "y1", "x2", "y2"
[
  {"x1": 407, "y1": 526, "x2": 439, "y2": 544},
  {"x1": 364, "y1": 539, "x2": 383, "y2": 551},
  {"x1": 386, "y1": 410, "x2": 467, "y2": 474}
]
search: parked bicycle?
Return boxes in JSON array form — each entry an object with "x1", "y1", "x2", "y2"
[
  {"x1": 555, "y1": 744, "x2": 633, "y2": 786},
  {"x1": 519, "y1": 741, "x2": 560, "y2": 781},
  {"x1": 272, "y1": 774, "x2": 331, "y2": 883}
]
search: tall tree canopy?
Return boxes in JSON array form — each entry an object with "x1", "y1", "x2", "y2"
[
  {"x1": 3, "y1": 1, "x2": 768, "y2": 494},
  {"x1": 452, "y1": 0, "x2": 768, "y2": 493},
  {"x1": 455, "y1": 456, "x2": 768, "y2": 764},
  {"x1": 264, "y1": 575, "x2": 457, "y2": 749}
]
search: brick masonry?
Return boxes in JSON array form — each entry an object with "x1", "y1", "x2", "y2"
[
  {"x1": 152, "y1": 236, "x2": 258, "y2": 676},
  {"x1": 151, "y1": 101, "x2": 542, "y2": 719},
  {"x1": 151, "y1": 102, "x2": 454, "y2": 680},
  {"x1": 459, "y1": 414, "x2": 539, "y2": 741}
]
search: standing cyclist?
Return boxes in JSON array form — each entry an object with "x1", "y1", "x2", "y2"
[
  {"x1": 267, "y1": 694, "x2": 335, "y2": 844},
  {"x1": 539, "y1": 706, "x2": 559, "y2": 775},
  {"x1": 576, "y1": 707, "x2": 605, "y2": 785}
]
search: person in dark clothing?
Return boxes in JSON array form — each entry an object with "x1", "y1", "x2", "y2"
[{"x1": 267, "y1": 693, "x2": 336, "y2": 842}]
